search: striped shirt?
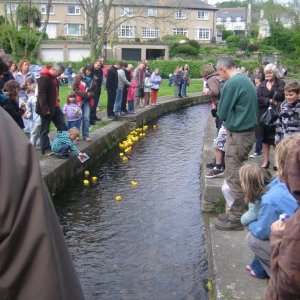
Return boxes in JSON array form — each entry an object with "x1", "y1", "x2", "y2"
[{"x1": 51, "y1": 131, "x2": 80, "y2": 155}]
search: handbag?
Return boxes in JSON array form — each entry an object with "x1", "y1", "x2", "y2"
[{"x1": 260, "y1": 105, "x2": 279, "y2": 127}]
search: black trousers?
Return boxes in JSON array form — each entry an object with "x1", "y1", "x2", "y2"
[
  {"x1": 90, "y1": 90, "x2": 101, "y2": 122},
  {"x1": 107, "y1": 88, "x2": 116, "y2": 117},
  {"x1": 40, "y1": 107, "x2": 67, "y2": 154},
  {"x1": 121, "y1": 87, "x2": 128, "y2": 112}
]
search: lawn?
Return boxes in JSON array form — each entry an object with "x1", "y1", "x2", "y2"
[{"x1": 59, "y1": 79, "x2": 203, "y2": 110}]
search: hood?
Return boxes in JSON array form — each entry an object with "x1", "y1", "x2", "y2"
[{"x1": 40, "y1": 66, "x2": 52, "y2": 76}]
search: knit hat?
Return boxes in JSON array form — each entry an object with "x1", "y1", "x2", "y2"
[{"x1": 201, "y1": 64, "x2": 215, "y2": 78}]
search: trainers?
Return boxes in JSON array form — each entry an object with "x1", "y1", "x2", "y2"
[
  {"x1": 206, "y1": 167, "x2": 224, "y2": 179},
  {"x1": 206, "y1": 162, "x2": 215, "y2": 169},
  {"x1": 215, "y1": 219, "x2": 244, "y2": 231},
  {"x1": 245, "y1": 265, "x2": 253, "y2": 272},
  {"x1": 84, "y1": 137, "x2": 92, "y2": 142},
  {"x1": 250, "y1": 152, "x2": 262, "y2": 158}
]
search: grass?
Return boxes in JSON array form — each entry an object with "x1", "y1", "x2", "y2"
[{"x1": 58, "y1": 79, "x2": 203, "y2": 109}]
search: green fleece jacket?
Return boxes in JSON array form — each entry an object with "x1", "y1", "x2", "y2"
[{"x1": 217, "y1": 73, "x2": 258, "y2": 131}]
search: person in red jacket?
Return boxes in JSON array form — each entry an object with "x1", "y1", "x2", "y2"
[{"x1": 36, "y1": 63, "x2": 67, "y2": 155}]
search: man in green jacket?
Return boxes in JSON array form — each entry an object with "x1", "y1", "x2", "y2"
[{"x1": 215, "y1": 56, "x2": 258, "y2": 231}]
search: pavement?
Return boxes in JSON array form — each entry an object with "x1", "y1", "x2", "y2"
[{"x1": 202, "y1": 116, "x2": 277, "y2": 300}]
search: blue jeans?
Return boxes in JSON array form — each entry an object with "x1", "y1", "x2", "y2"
[
  {"x1": 113, "y1": 88, "x2": 123, "y2": 115},
  {"x1": 255, "y1": 138, "x2": 262, "y2": 154},
  {"x1": 128, "y1": 101, "x2": 135, "y2": 112},
  {"x1": 81, "y1": 100, "x2": 90, "y2": 139},
  {"x1": 251, "y1": 255, "x2": 268, "y2": 279},
  {"x1": 59, "y1": 144, "x2": 71, "y2": 159},
  {"x1": 67, "y1": 75, "x2": 72, "y2": 85},
  {"x1": 67, "y1": 119, "x2": 81, "y2": 130},
  {"x1": 181, "y1": 81, "x2": 187, "y2": 97}
]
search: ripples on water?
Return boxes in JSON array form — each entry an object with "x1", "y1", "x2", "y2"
[{"x1": 54, "y1": 104, "x2": 210, "y2": 300}]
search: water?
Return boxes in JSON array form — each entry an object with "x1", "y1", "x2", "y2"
[{"x1": 54, "y1": 104, "x2": 210, "y2": 300}]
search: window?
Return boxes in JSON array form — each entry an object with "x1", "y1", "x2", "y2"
[
  {"x1": 236, "y1": 16, "x2": 242, "y2": 22},
  {"x1": 41, "y1": 4, "x2": 54, "y2": 15},
  {"x1": 118, "y1": 25, "x2": 135, "y2": 38},
  {"x1": 174, "y1": 10, "x2": 186, "y2": 19},
  {"x1": 145, "y1": 8, "x2": 157, "y2": 17},
  {"x1": 197, "y1": 11, "x2": 209, "y2": 20},
  {"x1": 172, "y1": 28, "x2": 188, "y2": 37},
  {"x1": 5, "y1": 3, "x2": 17, "y2": 14},
  {"x1": 121, "y1": 7, "x2": 133, "y2": 16},
  {"x1": 226, "y1": 17, "x2": 231, "y2": 22},
  {"x1": 64, "y1": 24, "x2": 83, "y2": 36},
  {"x1": 67, "y1": 5, "x2": 81, "y2": 15},
  {"x1": 142, "y1": 27, "x2": 159, "y2": 38},
  {"x1": 196, "y1": 28, "x2": 211, "y2": 40},
  {"x1": 216, "y1": 17, "x2": 222, "y2": 23}
]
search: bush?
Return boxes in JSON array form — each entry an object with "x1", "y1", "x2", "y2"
[{"x1": 171, "y1": 44, "x2": 199, "y2": 56}]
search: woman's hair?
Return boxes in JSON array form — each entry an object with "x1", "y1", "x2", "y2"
[
  {"x1": 3, "y1": 80, "x2": 20, "y2": 102},
  {"x1": 82, "y1": 64, "x2": 93, "y2": 75},
  {"x1": 67, "y1": 91, "x2": 77, "y2": 104},
  {"x1": 275, "y1": 135, "x2": 300, "y2": 181},
  {"x1": 18, "y1": 59, "x2": 30, "y2": 72},
  {"x1": 264, "y1": 63, "x2": 279, "y2": 77},
  {"x1": 201, "y1": 64, "x2": 215, "y2": 78},
  {"x1": 239, "y1": 163, "x2": 272, "y2": 203},
  {"x1": 0, "y1": 58, "x2": 9, "y2": 76}
]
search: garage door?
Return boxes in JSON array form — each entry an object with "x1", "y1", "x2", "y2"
[
  {"x1": 40, "y1": 49, "x2": 63, "y2": 62},
  {"x1": 69, "y1": 48, "x2": 90, "y2": 61},
  {"x1": 122, "y1": 48, "x2": 141, "y2": 60}
]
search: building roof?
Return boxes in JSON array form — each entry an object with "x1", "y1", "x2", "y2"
[
  {"x1": 113, "y1": 0, "x2": 218, "y2": 10},
  {"x1": 216, "y1": 7, "x2": 246, "y2": 21}
]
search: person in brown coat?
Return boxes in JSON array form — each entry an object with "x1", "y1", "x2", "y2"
[
  {"x1": 0, "y1": 107, "x2": 84, "y2": 300},
  {"x1": 265, "y1": 135, "x2": 300, "y2": 300}
]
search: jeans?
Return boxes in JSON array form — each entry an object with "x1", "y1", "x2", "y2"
[
  {"x1": 255, "y1": 138, "x2": 262, "y2": 154},
  {"x1": 250, "y1": 256, "x2": 269, "y2": 279},
  {"x1": 174, "y1": 85, "x2": 181, "y2": 98},
  {"x1": 128, "y1": 101, "x2": 135, "y2": 112},
  {"x1": 113, "y1": 88, "x2": 123, "y2": 115},
  {"x1": 67, "y1": 119, "x2": 81, "y2": 130},
  {"x1": 81, "y1": 100, "x2": 90, "y2": 139},
  {"x1": 59, "y1": 144, "x2": 71, "y2": 159},
  {"x1": 30, "y1": 116, "x2": 41, "y2": 146},
  {"x1": 40, "y1": 107, "x2": 67, "y2": 154},
  {"x1": 67, "y1": 75, "x2": 72, "y2": 85},
  {"x1": 181, "y1": 81, "x2": 187, "y2": 97}
]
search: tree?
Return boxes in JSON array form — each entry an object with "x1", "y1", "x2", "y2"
[
  {"x1": 2, "y1": 0, "x2": 52, "y2": 59},
  {"x1": 78, "y1": 0, "x2": 176, "y2": 57}
]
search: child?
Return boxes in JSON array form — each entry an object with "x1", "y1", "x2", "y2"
[
  {"x1": 275, "y1": 81, "x2": 300, "y2": 144},
  {"x1": 3, "y1": 80, "x2": 26, "y2": 129},
  {"x1": 51, "y1": 127, "x2": 83, "y2": 159},
  {"x1": 150, "y1": 68, "x2": 162, "y2": 106},
  {"x1": 239, "y1": 163, "x2": 272, "y2": 279},
  {"x1": 127, "y1": 80, "x2": 138, "y2": 113},
  {"x1": 173, "y1": 66, "x2": 183, "y2": 99},
  {"x1": 143, "y1": 72, "x2": 152, "y2": 107},
  {"x1": 24, "y1": 78, "x2": 41, "y2": 146},
  {"x1": 63, "y1": 92, "x2": 82, "y2": 130}
]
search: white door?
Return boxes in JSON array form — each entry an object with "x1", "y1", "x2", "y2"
[
  {"x1": 40, "y1": 49, "x2": 63, "y2": 62},
  {"x1": 68, "y1": 48, "x2": 90, "y2": 61},
  {"x1": 46, "y1": 23, "x2": 57, "y2": 39}
]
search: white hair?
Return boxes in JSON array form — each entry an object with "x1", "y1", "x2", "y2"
[{"x1": 264, "y1": 63, "x2": 279, "y2": 77}]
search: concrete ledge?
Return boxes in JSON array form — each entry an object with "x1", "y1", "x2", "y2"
[{"x1": 41, "y1": 93, "x2": 210, "y2": 195}]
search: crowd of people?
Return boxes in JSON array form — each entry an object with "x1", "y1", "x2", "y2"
[
  {"x1": 0, "y1": 53, "x2": 165, "y2": 158},
  {"x1": 203, "y1": 56, "x2": 300, "y2": 298}
]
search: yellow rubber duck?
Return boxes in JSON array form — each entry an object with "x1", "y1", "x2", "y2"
[
  {"x1": 153, "y1": 125, "x2": 157, "y2": 129},
  {"x1": 124, "y1": 147, "x2": 131, "y2": 153},
  {"x1": 83, "y1": 179, "x2": 89, "y2": 185},
  {"x1": 84, "y1": 170, "x2": 90, "y2": 176},
  {"x1": 92, "y1": 176, "x2": 97, "y2": 182},
  {"x1": 122, "y1": 156, "x2": 128, "y2": 162},
  {"x1": 131, "y1": 180, "x2": 138, "y2": 186},
  {"x1": 120, "y1": 152, "x2": 124, "y2": 157},
  {"x1": 115, "y1": 195, "x2": 122, "y2": 201}
]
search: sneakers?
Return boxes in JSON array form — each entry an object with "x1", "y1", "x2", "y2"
[
  {"x1": 215, "y1": 218, "x2": 244, "y2": 231},
  {"x1": 250, "y1": 152, "x2": 262, "y2": 158},
  {"x1": 206, "y1": 162, "x2": 215, "y2": 169},
  {"x1": 84, "y1": 137, "x2": 92, "y2": 142},
  {"x1": 217, "y1": 213, "x2": 229, "y2": 221},
  {"x1": 206, "y1": 167, "x2": 224, "y2": 179}
]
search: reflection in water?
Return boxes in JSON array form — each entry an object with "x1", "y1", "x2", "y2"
[{"x1": 54, "y1": 104, "x2": 210, "y2": 300}]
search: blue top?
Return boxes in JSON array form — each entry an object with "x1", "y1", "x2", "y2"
[
  {"x1": 248, "y1": 177, "x2": 297, "y2": 240},
  {"x1": 51, "y1": 131, "x2": 80, "y2": 155},
  {"x1": 241, "y1": 200, "x2": 260, "y2": 226}
]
